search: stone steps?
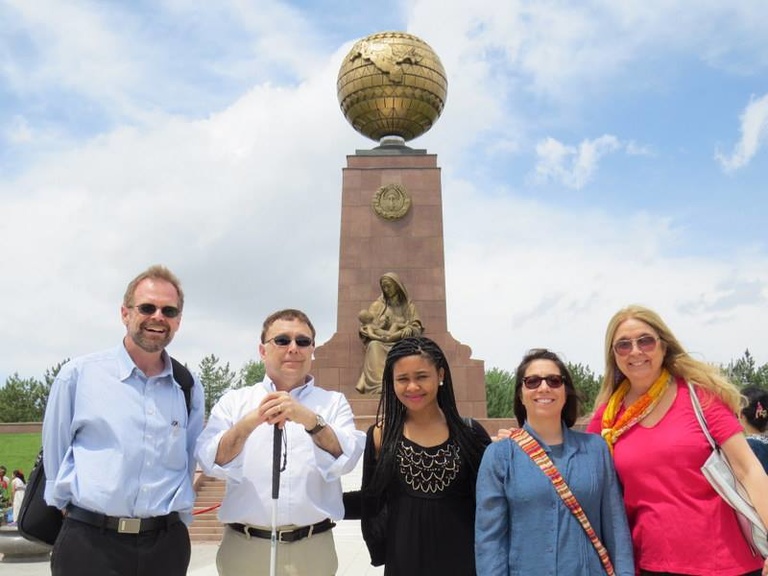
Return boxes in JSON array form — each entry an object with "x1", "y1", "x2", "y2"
[{"x1": 190, "y1": 475, "x2": 225, "y2": 543}]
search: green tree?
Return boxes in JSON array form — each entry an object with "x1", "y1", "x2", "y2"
[
  {"x1": 724, "y1": 349, "x2": 767, "y2": 388},
  {"x1": 567, "y1": 362, "x2": 602, "y2": 414},
  {"x1": 755, "y1": 363, "x2": 768, "y2": 388},
  {"x1": 0, "y1": 374, "x2": 47, "y2": 422},
  {"x1": 198, "y1": 354, "x2": 237, "y2": 415},
  {"x1": 237, "y1": 360, "x2": 266, "y2": 388},
  {"x1": 0, "y1": 359, "x2": 69, "y2": 423},
  {"x1": 485, "y1": 368, "x2": 515, "y2": 418}
]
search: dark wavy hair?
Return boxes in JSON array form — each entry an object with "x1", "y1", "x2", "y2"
[
  {"x1": 370, "y1": 336, "x2": 488, "y2": 494},
  {"x1": 741, "y1": 386, "x2": 768, "y2": 433},
  {"x1": 513, "y1": 348, "x2": 581, "y2": 428}
]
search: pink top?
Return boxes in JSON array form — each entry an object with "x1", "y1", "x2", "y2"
[{"x1": 587, "y1": 377, "x2": 762, "y2": 575}]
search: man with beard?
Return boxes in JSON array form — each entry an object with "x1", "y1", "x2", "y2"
[{"x1": 42, "y1": 265, "x2": 204, "y2": 576}]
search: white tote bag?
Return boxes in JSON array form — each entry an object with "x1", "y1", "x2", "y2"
[{"x1": 688, "y1": 381, "x2": 768, "y2": 557}]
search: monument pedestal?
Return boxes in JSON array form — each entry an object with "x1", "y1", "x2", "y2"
[{"x1": 313, "y1": 145, "x2": 487, "y2": 422}]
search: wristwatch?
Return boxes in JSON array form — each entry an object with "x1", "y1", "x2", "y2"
[{"x1": 306, "y1": 414, "x2": 327, "y2": 436}]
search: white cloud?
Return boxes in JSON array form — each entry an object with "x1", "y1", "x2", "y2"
[
  {"x1": 715, "y1": 92, "x2": 768, "y2": 172},
  {"x1": 533, "y1": 135, "x2": 622, "y2": 189},
  {"x1": 2, "y1": 1, "x2": 142, "y2": 109},
  {"x1": 5, "y1": 116, "x2": 34, "y2": 143},
  {"x1": 1, "y1": 0, "x2": 767, "y2": 387},
  {"x1": 442, "y1": 183, "x2": 768, "y2": 371}
]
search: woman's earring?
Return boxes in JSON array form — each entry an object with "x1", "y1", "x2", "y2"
[{"x1": 439, "y1": 381, "x2": 444, "y2": 387}]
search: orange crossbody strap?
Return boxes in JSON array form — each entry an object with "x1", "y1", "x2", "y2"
[{"x1": 510, "y1": 429, "x2": 616, "y2": 576}]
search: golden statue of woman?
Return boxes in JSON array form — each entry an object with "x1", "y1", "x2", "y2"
[{"x1": 355, "y1": 272, "x2": 424, "y2": 395}]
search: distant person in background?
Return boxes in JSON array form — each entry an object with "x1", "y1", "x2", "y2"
[
  {"x1": 10, "y1": 469, "x2": 25, "y2": 525},
  {"x1": 346, "y1": 336, "x2": 491, "y2": 575},
  {"x1": 43, "y1": 264, "x2": 204, "y2": 576},
  {"x1": 0, "y1": 466, "x2": 8, "y2": 523},
  {"x1": 587, "y1": 304, "x2": 768, "y2": 576},
  {"x1": 740, "y1": 385, "x2": 768, "y2": 474},
  {"x1": 476, "y1": 348, "x2": 634, "y2": 575},
  {"x1": 0, "y1": 465, "x2": 8, "y2": 497}
]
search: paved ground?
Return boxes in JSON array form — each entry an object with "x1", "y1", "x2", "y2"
[{"x1": 0, "y1": 458, "x2": 383, "y2": 575}]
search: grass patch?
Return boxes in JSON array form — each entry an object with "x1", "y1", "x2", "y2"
[{"x1": 0, "y1": 432, "x2": 42, "y2": 477}]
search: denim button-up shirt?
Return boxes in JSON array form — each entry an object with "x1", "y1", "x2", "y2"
[{"x1": 475, "y1": 424, "x2": 634, "y2": 575}]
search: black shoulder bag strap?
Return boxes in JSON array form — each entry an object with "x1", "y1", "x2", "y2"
[{"x1": 170, "y1": 357, "x2": 194, "y2": 415}]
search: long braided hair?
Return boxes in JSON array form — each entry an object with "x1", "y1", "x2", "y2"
[{"x1": 369, "y1": 336, "x2": 488, "y2": 495}]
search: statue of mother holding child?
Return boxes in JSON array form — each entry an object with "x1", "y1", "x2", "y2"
[{"x1": 355, "y1": 272, "x2": 423, "y2": 395}]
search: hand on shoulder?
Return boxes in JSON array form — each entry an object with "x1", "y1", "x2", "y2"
[{"x1": 493, "y1": 427, "x2": 516, "y2": 441}]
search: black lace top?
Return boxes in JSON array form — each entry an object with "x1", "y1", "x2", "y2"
[
  {"x1": 383, "y1": 435, "x2": 480, "y2": 575},
  {"x1": 396, "y1": 437, "x2": 462, "y2": 496}
]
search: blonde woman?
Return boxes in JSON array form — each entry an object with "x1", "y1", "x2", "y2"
[{"x1": 587, "y1": 305, "x2": 768, "y2": 576}]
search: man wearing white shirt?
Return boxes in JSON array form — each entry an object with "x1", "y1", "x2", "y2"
[{"x1": 195, "y1": 308, "x2": 365, "y2": 576}]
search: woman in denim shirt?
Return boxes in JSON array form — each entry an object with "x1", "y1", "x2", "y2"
[{"x1": 475, "y1": 349, "x2": 634, "y2": 575}]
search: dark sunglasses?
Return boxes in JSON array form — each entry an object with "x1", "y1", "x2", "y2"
[
  {"x1": 522, "y1": 375, "x2": 565, "y2": 389},
  {"x1": 266, "y1": 334, "x2": 314, "y2": 348},
  {"x1": 131, "y1": 303, "x2": 181, "y2": 319},
  {"x1": 613, "y1": 335, "x2": 659, "y2": 356}
]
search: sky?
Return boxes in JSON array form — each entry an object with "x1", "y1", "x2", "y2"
[{"x1": 1, "y1": 0, "x2": 767, "y2": 386}]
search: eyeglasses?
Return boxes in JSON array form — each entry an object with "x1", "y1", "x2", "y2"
[
  {"x1": 265, "y1": 335, "x2": 314, "y2": 348},
  {"x1": 130, "y1": 303, "x2": 181, "y2": 318},
  {"x1": 522, "y1": 375, "x2": 565, "y2": 389},
  {"x1": 613, "y1": 335, "x2": 659, "y2": 356}
]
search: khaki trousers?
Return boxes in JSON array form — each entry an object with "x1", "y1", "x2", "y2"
[{"x1": 216, "y1": 525, "x2": 338, "y2": 576}]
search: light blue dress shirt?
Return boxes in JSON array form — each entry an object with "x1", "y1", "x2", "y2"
[
  {"x1": 42, "y1": 344, "x2": 205, "y2": 524},
  {"x1": 475, "y1": 424, "x2": 634, "y2": 576}
]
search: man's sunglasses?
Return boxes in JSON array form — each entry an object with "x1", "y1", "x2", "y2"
[
  {"x1": 131, "y1": 303, "x2": 181, "y2": 319},
  {"x1": 522, "y1": 375, "x2": 565, "y2": 389},
  {"x1": 266, "y1": 335, "x2": 314, "y2": 348},
  {"x1": 613, "y1": 335, "x2": 659, "y2": 357}
]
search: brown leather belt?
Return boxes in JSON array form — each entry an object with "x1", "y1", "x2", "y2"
[
  {"x1": 227, "y1": 518, "x2": 335, "y2": 543},
  {"x1": 66, "y1": 504, "x2": 181, "y2": 534}
]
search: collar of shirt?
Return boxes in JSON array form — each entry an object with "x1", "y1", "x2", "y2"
[
  {"x1": 260, "y1": 374, "x2": 316, "y2": 400},
  {"x1": 117, "y1": 343, "x2": 173, "y2": 383}
]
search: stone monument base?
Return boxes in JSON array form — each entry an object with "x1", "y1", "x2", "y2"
[{"x1": 0, "y1": 526, "x2": 51, "y2": 562}]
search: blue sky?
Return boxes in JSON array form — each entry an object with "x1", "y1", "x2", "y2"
[{"x1": 1, "y1": 0, "x2": 766, "y2": 385}]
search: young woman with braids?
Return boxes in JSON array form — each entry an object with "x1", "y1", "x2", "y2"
[
  {"x1": 586, "y1": 305, "x2": 768, "y2": 576},
  {"x1": 344, "y1": 336, "x2": 491, "y2": 575}
]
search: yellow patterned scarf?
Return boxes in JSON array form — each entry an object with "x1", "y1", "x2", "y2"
[{"x1": 601, "y1": 369, "x2": 671, "y2": 453}]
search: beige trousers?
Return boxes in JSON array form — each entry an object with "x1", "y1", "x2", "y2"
[{"x1": 216, "y1": 525, "x2": 338, "y2": 576}]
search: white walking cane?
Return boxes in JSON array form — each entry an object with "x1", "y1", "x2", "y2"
[{"x1": 270, "y1": 424, "x2": 283, "y2": 576}]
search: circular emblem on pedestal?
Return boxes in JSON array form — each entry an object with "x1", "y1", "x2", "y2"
[{"x1": 373, "y1": 184, "x2": 411, "y2": 220}]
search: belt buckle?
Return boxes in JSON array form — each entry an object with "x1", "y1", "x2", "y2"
[
  {"x1": 277, "y1": 528, "x2": 294, "y2": 543},
  {"x1": 118, "y1": 518, "x2": 141, "y2": 534}
]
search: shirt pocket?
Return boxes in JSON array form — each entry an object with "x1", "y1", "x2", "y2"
[{"x1": 163, "y1": 422, "x2": 188, "y2": 470}]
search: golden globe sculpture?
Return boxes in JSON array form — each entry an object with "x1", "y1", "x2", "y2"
[{"x1": 337, "y1": 31, "x2": 447, "y2": 143}]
